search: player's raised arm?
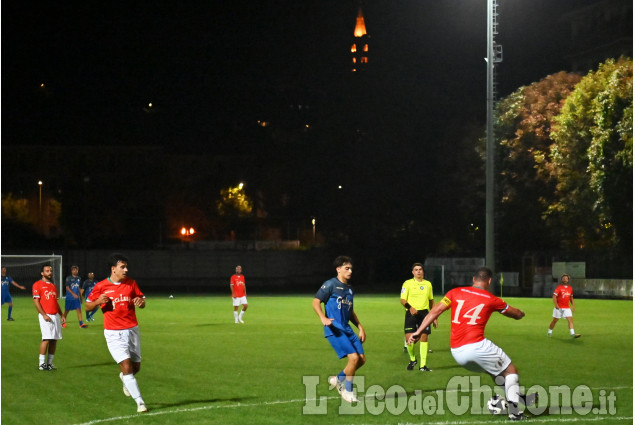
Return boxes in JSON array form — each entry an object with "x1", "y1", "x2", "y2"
[{"x1": 501, "y1": 305, "x2": 525, "y2": 320}]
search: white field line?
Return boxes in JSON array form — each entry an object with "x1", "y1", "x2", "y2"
[{"x1": 73, "y1": 386, "x2": 633, "y2": 425}]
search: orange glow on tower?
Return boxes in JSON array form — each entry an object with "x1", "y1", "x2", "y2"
[
  {"x1": 351, "y1": 6, "x2": 370, "y2": 72},
  {"x1": 353, "y1": 8, "x2": 367, "y2": 37}
]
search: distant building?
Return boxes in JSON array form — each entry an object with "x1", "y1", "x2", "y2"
[
  {"x1": 351, "y1": 6, "x2": 370, "y2": 72},
  {"x1": 562, "y1": 0, "x2": 633, "y2": 72}
]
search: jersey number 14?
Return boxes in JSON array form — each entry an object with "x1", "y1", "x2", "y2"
[{"x1": 451, "y1": 300, "x2": 485, "y2": 325}]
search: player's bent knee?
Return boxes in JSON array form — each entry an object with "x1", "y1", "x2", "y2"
[
  {"x1": 503, "y1": 363, "x2": 518, "y2": 376},
  {"x1": 358, "y1": 355, "x2": 366, "y2": 367}
]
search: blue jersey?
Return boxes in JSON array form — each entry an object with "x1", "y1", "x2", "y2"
[
  {"x1": 82, "y1": 278, "x2": 97, "y2": 296},
  {"x1": 315, "y1": 277, "x2": 356, "y2": 337},
  {"x1": 65, "y1": 275, "x2": 82, "y2": 299},
  {"x1": 1, "y1": 275, "x2": 14, "y2": 295}
]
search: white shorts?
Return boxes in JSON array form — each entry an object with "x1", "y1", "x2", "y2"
[
  {"x1": 39, "y1": 313, "x2": 63, "y2": 340},
  {"x1": 232, "y1": 296, "x2": 248, "y2": 307},
  {"x1": 552, "y1": 308, "x2": 573, "y2": 319},
  {"x1": 451, "y1": 338, "x2": 511, "y2": 376},
  {"x1": 104, "y1": 326, "x2": 141, "y2": 364}
]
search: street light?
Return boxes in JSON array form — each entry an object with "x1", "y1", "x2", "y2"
[
  {"x1": 312, "y1": 218, "x2": 316, "y2": 242},
  {"x1": 180, "y1": 227, "x2": 195, "y2": 236}
]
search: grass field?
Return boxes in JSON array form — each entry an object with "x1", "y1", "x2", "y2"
[{"x1": 1, "y1": 294, "x2": 632, "y2": 425}]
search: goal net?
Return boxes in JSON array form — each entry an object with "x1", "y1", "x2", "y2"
[{"x1": 1, "y1": 255, "x2": 63, "y2": 297}]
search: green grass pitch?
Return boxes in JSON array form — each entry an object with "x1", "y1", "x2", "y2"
[{"x1": 1, "y1": 294, "x2": 632, "y2": 424}]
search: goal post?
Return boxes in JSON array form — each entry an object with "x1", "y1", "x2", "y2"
[{"x1": 1, "y1": 255, "x2": 63, "y2": 297}]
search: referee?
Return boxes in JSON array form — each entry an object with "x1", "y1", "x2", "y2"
[{"x1": 401, "y1": 263, "x2": 436, "y2": 371}]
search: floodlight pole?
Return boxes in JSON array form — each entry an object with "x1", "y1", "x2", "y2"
[{"x1": 485, "y1": 0, "x2": 500, "y2": 272}]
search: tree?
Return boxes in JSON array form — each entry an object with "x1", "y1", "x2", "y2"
[
  {"x1": 547, "y1": 57, "x2": 632, "y2": 253},
  {"x1": 495, "y1": 72, "x2": 582, "y2": 254}
]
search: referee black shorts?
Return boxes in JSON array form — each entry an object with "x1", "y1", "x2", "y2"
[{"x1": 404, "y1": 309, "x2": 431, "y2": 335}]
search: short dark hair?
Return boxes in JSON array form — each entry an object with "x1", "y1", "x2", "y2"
[
  {"x1": 41, "y1": 264, "x2": 52, "y2": 272},
  {"x1": 333, "y1": 256, "x2": 353, "y2": 268},
  {"x1": 412, "y1": 262, "x2": 424, "y2": 271},
  {"x1": 474, "y1": 267, "x2": 493, "y2": 282},
  {"x1": 108, "y1": 253, "x2": 129, "y2": 269}
]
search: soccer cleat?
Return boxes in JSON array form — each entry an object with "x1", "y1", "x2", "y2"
[
  {"x1": 572, "y1": 334, "x2": 581, "y2": 338},
  {"x1": 341, "y1": 389, "x2": 359, "y2": 403},
  {"x1": 39, "y1": 363, "x2": 48, "y2": 371},
  {"x1": 328, "y1": 376, "x2": 344, "y2": 395},
  {"x1": 120, "y1": 372, "x2": 131, "y2": 397},
  {"x1": 406, "y1": 360, "x2": 418, "y2": 370},
  {"x1": 137, "y1": 403, "x2": 148, "y2": 413},
  {"x1": 508, "y1": 413, "x2": 526, "y2": 421},
  {"x1": 80, "y1": 323, "x2": 88, "y2": 328},
  {"x1": 7, "y1": 317, "x2": 15, "y2": 321},
  {"x1": 508, "y1": 402, "x2": 526, "y2": 421},
  {"x1": 46, "y1": 363, "x2": 57, "y2": 371},
  {"x1": 62, "y1": 322, "x2": 67, "y2": 328},
  {"x1": 238, "y1": 318, "x2": 245, "y2": 323},
  {"x1": 419, "y1": 365, "x2": 432, "y2": 372}
]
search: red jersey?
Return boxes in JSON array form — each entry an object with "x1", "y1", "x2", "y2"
[
  {"x1": 32, "y1": 280, "x2": 60, "y2": 315},
  {"x1": 441, "y1": 287, "x2": 509, "y2": 349},
  {"x1": 230, "y1": 274, "x2": 246, "y2": 297},
  {"x1": 87, "y1": 277, "x2": 144, "y2": 330},
  {"x1": 553, "y1": 285, "x2": 573, "y2": 308}
]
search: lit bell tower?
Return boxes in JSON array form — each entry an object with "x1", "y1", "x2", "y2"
[{"x1": 351, "y1": 6, "x2": 369, "y2": 72}]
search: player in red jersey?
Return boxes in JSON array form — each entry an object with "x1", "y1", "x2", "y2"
[
  {"x1": 230, "y1": 265, "x2": 248, "y2": 323},
  {"x1": 409, "y1": 267, "x2": 536, "y2": 421},
  {"x1": 547, "y1": 274, "x2": 581, "y2": 338},
  {"x1": 32, "y1": 264, "x2": 65, "y2": 371},
  {"x1": 85, "y1": 253, "x2": 148, "y2": 413}
]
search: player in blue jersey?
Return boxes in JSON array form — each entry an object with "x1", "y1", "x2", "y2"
[
  {"x1": 62, "y1": 265, "x2": 87, "y2": 328},
  {"x1": 82, "y1": 272, "x2": 99, "y2": 321},
  {"x1": 312, "y1": 256, "x2": 366, "y2": 403},
  {"x1": 2, "y1": 266, "x2": 26, "y2": 321}
]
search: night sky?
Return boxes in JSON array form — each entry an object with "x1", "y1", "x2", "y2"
[{"x1": 3, "y1": 0, "x2": 621, "y2": 152}]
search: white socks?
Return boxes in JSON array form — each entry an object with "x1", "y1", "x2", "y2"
[
  {"x1": 122, "y1": 374, "x2": 144, "y2": 405},
  {"x1": 505, "y1": 373, "x2": 520, "y2": 405},
  {"x1": 239, "y1": 311, "x2": 245, "y2": 320}
]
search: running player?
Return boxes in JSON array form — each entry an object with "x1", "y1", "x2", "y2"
[
  {"x1": 2, "y1": 266, "x2": 26, "y2": 321},
  {"x1": 85, "y1": 253, "x2": 148, "y2": 413},
  {"x1": 401, "y1": 262, "x2": 436, "y2": 371},
  {"x1": 547, "y1": 274, "x2": 581, "y2": 338},
  {"x1": 312, "y1": 256, "x2": 366, "y2": 403},
  {"x1": 409, "y1": 267, "x2": 536, "y2": 421},
  {"x1": 230, "y1": 265, "x2": 248, "y2": 323},
  {"x1": 32, "y1": 264, "x2": 65, "y2": 370}
]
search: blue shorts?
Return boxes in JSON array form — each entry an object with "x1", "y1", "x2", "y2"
[
  {"x1": 65, "y1": 297, "x2": 81, "y2": 311},
  {"x1": 1, "y1": 292, "x2": 12, "y2": 305},
  {"x1": 326, "y1": 327, "x2": 364, "y2": 359}
]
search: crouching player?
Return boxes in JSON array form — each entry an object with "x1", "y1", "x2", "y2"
[{"x1": 410, "y1": 267, "x2": 537, "y2": 421}]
